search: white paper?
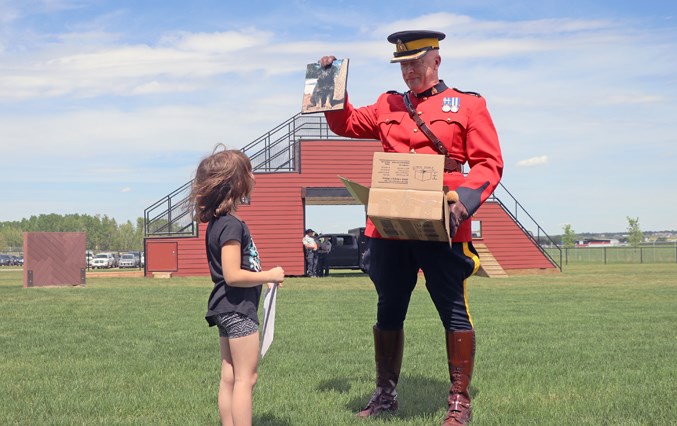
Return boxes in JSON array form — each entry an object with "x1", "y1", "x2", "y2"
[{"x1": 260, "y1": 284, "x2": 278, "y2": 358}]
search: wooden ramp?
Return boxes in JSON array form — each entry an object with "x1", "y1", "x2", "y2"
[{"x1": 474, "y1": 243, "x2": 509, "y2": 278}]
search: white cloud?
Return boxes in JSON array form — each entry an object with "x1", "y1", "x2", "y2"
[
  {"x1": 0, "y1": 14, "x2": 623, "y2": 102},
  {"x1": 165, "y1": 28, "x2": 274, "y2": 52},
  {"x1": 517, "y1": 156, "x2": 549, "y2": 167},
  {"x1": 0, "y1": 6, "x2": 675, "y2": 233},
  {"x1": 0, "y1": 29, "x2": 282, "y2": 100},
  {"x1": 597, "y1": 94, "x2": 665, "y2": 105}
]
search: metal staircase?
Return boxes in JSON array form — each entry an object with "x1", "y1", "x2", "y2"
[
  {"x1": 143, "y1": 113, "x2": 346, "y2": 237},
  {"x1": 143, "y1": 113, "x2": 561, "y2": 271},
  {"x1": 474, "y1": 243, "x2": 509, "y2": 278},
  {"x1": 143, "y1": 181, "x2": 195, "y2": 237},
  {"x1": 241, "y1": 113, "x2": 351, "y2": 173},
  {"x1": 487, "y1": 183, "x2": 562, "y2": 270}
]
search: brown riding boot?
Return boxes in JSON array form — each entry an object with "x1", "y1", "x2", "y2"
[
  {"x1": 442, "y1": 330, "x2": 475, "y2": 426},
  {"x1": 356, "y1": 326, "x2": 404, "y2": 418}
]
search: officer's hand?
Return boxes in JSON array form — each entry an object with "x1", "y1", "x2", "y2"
[
  {"x1": 320, "y1": 56, "x2": 336, "y2": 68},
  {"x1": 446, "y1": 191, "x2": 469, "y2": 238}
]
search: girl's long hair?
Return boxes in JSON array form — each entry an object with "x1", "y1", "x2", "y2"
[{"x1": 188, "y1": 144, "x2": 254, "y2": 223}]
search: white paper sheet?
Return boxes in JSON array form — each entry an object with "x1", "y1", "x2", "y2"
[{"x1": 260, "y1": 284, "x2": 278, "y2": 358}]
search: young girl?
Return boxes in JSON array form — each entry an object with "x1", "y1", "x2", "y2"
[{"x1": 189, "y1": 145, "x2": 285, "y2": 426}]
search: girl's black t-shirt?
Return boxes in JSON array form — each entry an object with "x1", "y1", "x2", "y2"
[{"x1": 204, "y1": 214, "x2": 263, "y2": 326}]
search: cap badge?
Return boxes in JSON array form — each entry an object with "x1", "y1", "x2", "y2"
[
  {"x1": 396, "y1": 39, "x2": 408, "y2": 53},
  {"x1": 443, "y1": 97, "x2": 460, "y2": 113}
]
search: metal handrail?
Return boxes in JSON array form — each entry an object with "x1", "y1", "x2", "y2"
[
  {"x1": 489, "y1": 182, "x2": 562, "y2": 270},
  {"x1": 144, "y1": 181, "x2": 195, "y2": 237},
  {"x1": 145, "y1": 114, "x2": 347, "y2": 236},
  {"x1": 242, "y1": 113, "x2": 351, "y2": 172}
]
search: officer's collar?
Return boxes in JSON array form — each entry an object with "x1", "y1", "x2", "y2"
[{"x1": 413, "y1": 80, "x2": 448, "y2": 98}]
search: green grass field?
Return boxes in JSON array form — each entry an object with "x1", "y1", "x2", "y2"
[{"x1": 1, "y1": 264, "x2": 676, "y2": 425}]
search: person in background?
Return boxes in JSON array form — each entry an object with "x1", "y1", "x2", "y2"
[
  {"x1": 320, "y1": 30, "x2": 503, "y2": 425},
  {"x1": 316, "y1": 236, "x2": 332, "y2": 277},
  {"x1": 188, "y1": 144, "x2": 285, "y2": 426},
  {"x1": 302, "y1": 229, "x2": 318, "y2": 277}
]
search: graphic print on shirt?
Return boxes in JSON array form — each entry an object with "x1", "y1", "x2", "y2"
[{"x1": 245, "y1": 238, "x2": 262, "y2": 272}]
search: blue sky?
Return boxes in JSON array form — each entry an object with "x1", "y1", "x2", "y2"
[{"x1": 1, "y1": 0, "x2": 675, "y2": 235}]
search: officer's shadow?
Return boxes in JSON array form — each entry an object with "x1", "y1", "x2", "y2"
[{"x1": 317, "y1": 375, "x2": 478, "y2": 420}]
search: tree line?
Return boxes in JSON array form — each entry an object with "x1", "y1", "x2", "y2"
[
  {"x1": 561, "y1": 216, "x2": 644, "y2": 248},
  {"x1": 0, "y1": 214, "x2": 145, "y2": 253}
]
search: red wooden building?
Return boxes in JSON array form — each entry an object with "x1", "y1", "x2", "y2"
[{"x1": 144, "y1": 114, "x2": 560, "y2": 278}]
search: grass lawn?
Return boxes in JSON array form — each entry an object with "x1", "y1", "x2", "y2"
[{"x1": 1, "y1": 264, "x2": 676, "y2": 425}]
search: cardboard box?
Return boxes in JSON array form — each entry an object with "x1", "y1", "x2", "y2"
[{"x1": 340, "y1": 152, "x2": 450, "y2": 242}]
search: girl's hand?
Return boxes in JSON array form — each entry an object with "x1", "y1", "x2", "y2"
[{"x1": 269, "y1": 266, "x2": 285, "y2": 285}]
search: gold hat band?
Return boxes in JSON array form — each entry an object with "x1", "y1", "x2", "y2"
[{"x1": 396, "y1": 37, "x2": 440, "y2": 53}]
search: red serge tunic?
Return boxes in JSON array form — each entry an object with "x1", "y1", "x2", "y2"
[{"x1": 325, "y1": 85, "x2": 504, "y2": 242}]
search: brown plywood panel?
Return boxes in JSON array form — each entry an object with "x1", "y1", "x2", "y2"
[{"x1": 23, "y1": 232, "x2": 86, "y2": 287}]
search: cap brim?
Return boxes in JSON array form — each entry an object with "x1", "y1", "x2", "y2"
[{"x1": 390, "y1": 50, "x2": 429, "y2": 63}]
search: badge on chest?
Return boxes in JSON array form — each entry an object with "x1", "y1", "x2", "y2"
[{"x1": 442, "y1": 97, "x2": 460, "y2": 113}]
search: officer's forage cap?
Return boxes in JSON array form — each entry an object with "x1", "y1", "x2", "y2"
[{"x1": 387, "y1": 30, "x2": 446, "y2": 63}]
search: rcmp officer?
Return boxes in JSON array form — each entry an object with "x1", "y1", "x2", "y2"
[{"x1": 321, "y1": 30, "x2": 503, "y2": 425}]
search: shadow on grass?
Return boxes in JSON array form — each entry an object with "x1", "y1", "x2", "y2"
[
  {"x1": 317, "y1": 374, "x2": 479, "y2": 420},
  {"x1": 325, "y1": 271, "x2": 367, "y2": 278},
  {"x1": 254, "y1": 412, "x2": 292, "y2": 426},
  {"x1": 317, "y1": 377, "x2": 352, "y2": 393},
  {"x1": 287, "y1": 272, "x2": 367, "y2": 279}
]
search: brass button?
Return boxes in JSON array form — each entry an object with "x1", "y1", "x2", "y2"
[
  {"x1": 417, "y1": 111, "x2": 423, "y2": 116},
  {"x1": 413, "y1": 128, "x2": 418, "y2": 133}
]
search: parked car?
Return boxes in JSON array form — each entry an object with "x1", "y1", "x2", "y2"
[
  {"x1": 0, "y1": 254, "x2": 11, "y2": 266},
  {"x1": 91, "y1": 253, "x2": 115, "y2": 269},
  {"x1": 118, "y1": 253, "x2": 140, "y2": 268},
  {"x1": 318, "y1": 230, "x2": 368, "y2": 270}
]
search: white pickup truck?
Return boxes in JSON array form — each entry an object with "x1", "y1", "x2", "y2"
[{"x1": 91, "y1": 253, "x2": 115, "y2": 269}]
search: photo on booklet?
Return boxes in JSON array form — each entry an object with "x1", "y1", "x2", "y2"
[{"x1": 301, "y1": 58, "x2": 349, "y2": 114}]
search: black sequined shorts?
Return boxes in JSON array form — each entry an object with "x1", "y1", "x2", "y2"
[{"x1": 215, "y1": 312, "x2": 258, "y2": 338}]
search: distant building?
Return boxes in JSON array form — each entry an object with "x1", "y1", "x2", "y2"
[{"x1": 575, "y1": 238, "x2": 621, "y2": 247}]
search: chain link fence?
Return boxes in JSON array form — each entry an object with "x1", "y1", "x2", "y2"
[{"x1": 544, "y1": 246, "x2": 677, "y2": 264}]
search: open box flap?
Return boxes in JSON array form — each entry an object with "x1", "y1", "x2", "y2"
[{"x1": 338, "y1": 176, "x2": 370, "y2": 205}]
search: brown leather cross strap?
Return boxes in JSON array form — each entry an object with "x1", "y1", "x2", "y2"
[{"x1": 403, "y1": 92, "x2": 463, "y2": 173}]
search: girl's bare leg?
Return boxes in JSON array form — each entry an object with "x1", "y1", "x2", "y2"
[
  {"x1": 228, "y1": 332, "x2": 260, "y2": 426},
  {"x1": 218, "y1": 336, "x2": 235, "y2": 426}
]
